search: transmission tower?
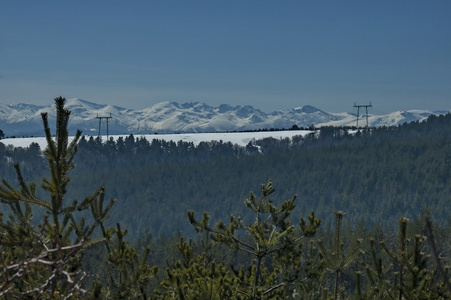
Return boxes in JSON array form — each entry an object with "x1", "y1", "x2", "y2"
[
  {"x1": 96, "y1": 113, "x2": 112, "y2": 139},
  {"x1": 353, "y1": 102, "x2": 372, "y2": 128}
]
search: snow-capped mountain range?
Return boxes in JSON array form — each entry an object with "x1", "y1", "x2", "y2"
[{"x1": 0, "y1": 98, "x2": 448, "y2": 137}]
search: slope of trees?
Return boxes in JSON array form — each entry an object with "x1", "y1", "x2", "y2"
[
  {"x1": 1, "y1": 113, "x2": 451, "y2": 236},
  {"x1": 71, "y1": 113, "x2": 451, "y2": 235}
]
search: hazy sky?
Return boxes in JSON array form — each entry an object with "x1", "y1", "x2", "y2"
[{"x1": 1, "y1": 1, "x2": 450, "y2": 114}]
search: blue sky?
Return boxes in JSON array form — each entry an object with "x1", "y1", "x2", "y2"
[{"x1": 1, "y1": 1, "x2": 450, "y2": 114}]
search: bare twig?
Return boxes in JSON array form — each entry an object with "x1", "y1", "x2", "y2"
[{"x1": 425, "y1": 218, "x2": 451, "y2": 293}]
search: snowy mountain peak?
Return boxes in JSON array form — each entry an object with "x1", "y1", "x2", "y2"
[
  {"x1": 0, "y1": 98, "x2": 448, "y2": 137},
  {"x1": 299, "y1": 105, "x2": 323, "y2": 114}
]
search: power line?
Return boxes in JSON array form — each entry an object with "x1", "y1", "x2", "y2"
[
  {"x1": 96, "y1": 113, "x2": 112, "y2": 139},
  {"x1": 353, "y1": 103, "x2": 372, "y2": 128}
]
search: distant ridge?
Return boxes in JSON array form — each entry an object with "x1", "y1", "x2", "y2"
[{"x1": 0, "y1": 98, "x2": 448, "y2": 137}]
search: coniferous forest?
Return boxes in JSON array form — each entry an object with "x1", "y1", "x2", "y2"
[{"x1": 1, "y1": 97, "x2": 451, "y2": 299}]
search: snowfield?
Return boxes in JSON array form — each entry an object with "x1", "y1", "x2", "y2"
[
  {"x1": 2, "y1": 98, "x2": 447, "y2": 137},
  {"x1": 0, "y1": 130, "x2": 314, "y2": 149}
]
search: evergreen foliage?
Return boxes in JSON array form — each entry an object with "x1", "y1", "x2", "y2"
[
  {"x1": 186, "y1": 180, "x2": 322, "y2": 299},
  {"x1": 0, "y1": 97, "x2": 102, "y2": 298},
  {"x1": 317, "y1": 211, "x2": 363, "y2": 299},
  {"x1": 156, "y1": 237, "x2": 239, "y2": 299},
  {"x1": 0, "y1": 97, "x2": 156, "y2": 299}
]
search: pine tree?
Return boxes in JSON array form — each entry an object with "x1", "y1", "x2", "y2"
[
  {"x1": 101, "y1": 223, "x2": 158, "y2": 299},
  {"x1": 379, "y1": 217, "x2": 450, "y2": 299},
  {"x1": 156, "y1": 236, "x2": 239, "y2": 300},
  {"x1": 187, "y1": 180, "x2": 321, "y2": 299},
  {"x1": 317, "y1": 211, "x2": 363, "y2": 300},
  {"x1": 0, "y1": 97, "x2": 156, "y2": 298}
]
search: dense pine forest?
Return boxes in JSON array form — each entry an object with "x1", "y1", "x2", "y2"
[
  {"x1": 1, "y1": 109, "x2": 450, "y2": 236},
  {"x1": 1, "y1": 98, "x2": 451, "y2": 298}
]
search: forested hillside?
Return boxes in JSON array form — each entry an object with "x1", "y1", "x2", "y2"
[{"x1": 1, "y1": 112, "x2": 450, "y2": 237}]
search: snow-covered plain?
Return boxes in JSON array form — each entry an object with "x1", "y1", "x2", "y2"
[{"x1": 0, "y1": 130, "x2": 313, "y2": 149}]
